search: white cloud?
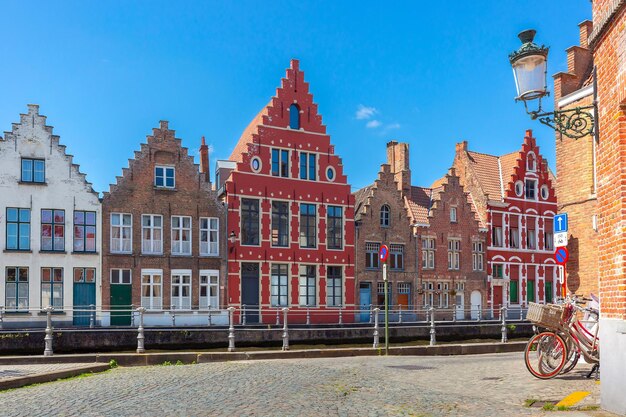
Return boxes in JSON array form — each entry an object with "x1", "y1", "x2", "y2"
[
  {"x1": 356, "y1": 105, "x2": 377, "y2": 120},
  {"x1": 385, "y1": 123, "x2": 401, "y2": 130},
  {"x1": 366, "y1": 120, "x2": 382, "y2": 128}
]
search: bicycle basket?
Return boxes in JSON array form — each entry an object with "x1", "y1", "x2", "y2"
[{"x1": 526, "y1": 302, "x2": 564, "y2": 330}]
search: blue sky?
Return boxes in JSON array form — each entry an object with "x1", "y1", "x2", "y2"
[{"x1": 0, "y1": 1, "x2": 591, "y2": 194}]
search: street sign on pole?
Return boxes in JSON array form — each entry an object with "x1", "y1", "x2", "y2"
[
  {"x1": 379, "y1": 245, "x2": 389, "y2": 263},
  {"x1": 554, "y1": 213, "x2": 568, "y2": 233},
  {"x1": 554, "y1": 232, "x2": 568, "y2": 248},
  {"x1": 383, "y1": 263, "x2": 389, "y2": 355},
  {"x1": 555, "y1": 247, "x2": 569, "y2": 265}
]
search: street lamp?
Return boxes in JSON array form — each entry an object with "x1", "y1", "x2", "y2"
[{"x1": 509, "y1": 29, "x2": 595, "y2": 139}]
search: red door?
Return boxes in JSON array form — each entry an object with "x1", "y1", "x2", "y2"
[{"x1": 493, "y1": 286, "x2": 503, "y2": 318}]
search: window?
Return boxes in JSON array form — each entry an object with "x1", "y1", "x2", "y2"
[
  {"x1": 365, "y1": 242, "x2": 380, "y2": 269},
  {"x1": 545, "y1": 230, "x2": 554, "y2": 251},
  {"x1": 289, "y1": 104, "x2": 300, "y2": 129},
  {"x1": 110, "y1": 269, "x2": 131, "y2": 284},
  {"x1": 525, "y1": 179, "x2": 537, "y2": 200},
  {"x1": 450, "y1": 207, "x2": 457, "y2": 223},
  {"x1": 377, "y1": 281, "x2": 392, "y2": 307},
  {"x1": 155, "y1": 166, "x2": 175, "y2": 188},
  {"x1": 41, "y1": 209, "x2": 65, "y2": 251},
  {"x1": 509, "y1": 227, "x2": 519, "y2": 248},
  {"x1": 271, "y1": 202, "x2": 289, "y2": 247},
  {"x1": 200, "y1": 270, "x2": 219, "y2": 309},
  {"x1": 510, "y1": 280, "x2": 519, "y2": 303},
  {"x1": 200, "y1": 217, "x2": 219, "y2": 256},
  {"x1": 111, "y1": 213, "x2": 132, "y2": 253},
  {"x1": 73, "y1": 211, "x2": 96, "y2": 252},
  {"x1": 398, "y1": 282, "x2": 411, "y2": 308},
  {"x1": 492, "y1": 264, "x2": 504, "y2": 278},
  {"x1": 171, "y1": 216, "x2": 192, "y2": 255},
  {"x1": 515, "y1": 181, "x2": 524, "y2": 197},
  {"x1": 527, "y1": 153, "x2": 536, "y2": 172},
  {"x1": 422, "y1": 237, "x2": 435, "y2": 269},
  {"x1": 271, "y1": 264, "x2": 289, "y2": 307},
  {"x1": 380, "y1": 205, "x2": 390, "y2": 227},
  {"x1": 527, "y1": 228, "x2": 536, "y2": 250},
  {"x1": 141, "y1": 269, "x2": 162, "y2": 310},
  {"x1": 326, "y1": 266, "x2": 342, "y2": 307},
  {"x1": 327, "y1": 206, "x2": 343, "y2": 249},
  {"x1": 299, "y1": 203, "x2": 316, "y2": 248},
  {"x1": 271, "y1": 149, "x2": 289, "y2": 177},
  {"x1": 300, "y1": 152, "x2": 316, "y2": 180},
  {"x1": 41, "y1": 267, "x2": 63, "y2": 309},
  {"x1": 171, "y1": 270, "x2": 192, "y2": 310},
  {"x1": 74, "y1": 267, "x2": 95, "y2": 283},
  {"x1": 472, "y1": 241, "x2": 484, "y2": 271},
  {"x1": 142, "y1": 214, "x2": 163, "y2": 254},
  {"x1": 241, "y1": 198, "x2": 260, "y2": 245},
  {"x1": 390, "y1": 244, "x2": 404, "y2": 270},
  {"x1": 448, "y1": 239, "x2": 460, "y2": 270},
  {"x1": 527, "y1": 280, "x2": 536, "y2": 302},
  {"x1": 250, "y1": 157, "x2": 261, "y2": 172},
  {"x1": 492, "y1": 226, "x2": 503, "y2": 247},
  {"x1": 21, "y1": 158, "x2": 45, "y2": 183},
  {"x1": 299, "y1": 265, "x2": 316, "y2": 306},
  {"x1": 541, "y1": 185, "x2": 549, "y2": 200},
  {"x1": 5, "y1": 267, "x2": 28, "y2": 310},
  {"x1": 326, "y1": 167, "x2": 335, "y2": 181},
  {"x1": 6, "y1": 208, "x2": 30, "y2": 250}
]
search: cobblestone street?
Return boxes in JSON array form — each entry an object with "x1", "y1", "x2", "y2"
[{"x1": 0, "y1": 352, "x2": 614, "y2": 417}]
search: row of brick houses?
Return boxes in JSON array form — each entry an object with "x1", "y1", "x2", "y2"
[{"x1": 0, "y1": 59, "x2": 557, "y2": 327}]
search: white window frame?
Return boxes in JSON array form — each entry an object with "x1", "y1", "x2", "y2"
[
  {"x1": 472, "y1": 241, "x2": 484, "y2": 271},
  {"x1": 527, "y1": 228, "x2": 537, "y2": 250},
  {"x1": 447, "y1": 239, "x2": 460, "y2": 270},
  {"x1": 111, "y1": 213, "x2": 132, "y2": 253},
  {"x1": 141, "y1": 214, "x2": 163, "y2": 254},
  {"x1": 155, "y1": 165, "x2": 175, "y2": 188},
  {"x1": 450, "y1": 206, "x2": 457, "y2": 223},
  {"x1": 110, "y1": 269, "x2": 132, "y2": 284},
  {"x1": 525, "y1": 179, "x2": 537, "y2": 200},
  {"x1": 200, "y1": 217, "x2": 219, "y2": 256},
  {"x1": 492, "y1": 226, "x2": 503, "y2": 247},
  {"x1": 422, "y1": 237, "x2": 435, "y2": 269},
  {"x1": 527, "y1": 152, "x2": 537, "y2": 172},
  {"x1": 141, "y1": 269, "x2": 162, "y2": 310},
  {"x1": 298, "y1": 265, "x2": 317, "y2": 307},
  {"x1": 171, "y1": 269, "x2": 192, "y2": 310},
  {"x1": 171, "y1": 215, "x2": 192, "y2": 255},
  {"x1": 199, "y1": 270, "x2": 220, "y2": 309}
]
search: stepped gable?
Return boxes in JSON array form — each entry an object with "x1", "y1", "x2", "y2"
[
  {"x1": 465, "y1": 150, "x2": 502, "y2": 201},
  {"x1": 2, "y1": 104, "x2": 98, "y2": 196},
  {"x1": 353, "y1": 185, "x2": 374, "y2": 222},
  {"x1": 228, "y1": 59, "x2": 328, "y2": 167},
  {"x1": 406, "y1": 186, "x2": 434, "y2": 225},
  {"x1": 103, "y1": 120, "x2": 208, "y2": 197}
]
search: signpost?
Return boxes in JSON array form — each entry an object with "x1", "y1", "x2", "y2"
[
  {"x1": 553, "y1": 213, "x2": 569, "y2": 297},
  {"x1": 554, "y1": 213, "x2": 568, "y2": 233},
  {"x1": 379, "y1": 245, "x2": 389, "y2": 355}
]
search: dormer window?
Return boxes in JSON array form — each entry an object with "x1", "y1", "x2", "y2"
[
  {"x1": 21, "y1": 158, "x2": 45, "y2": 183},
  {"x1": 155, "y1": 166, "x2": 175, "y2": 188},
  {"x1": 527, "y1": 153, "x2": 536, "y2": 172},
  {"x1": 289, "y1": 104, "x2": 300, "y2": 129}
]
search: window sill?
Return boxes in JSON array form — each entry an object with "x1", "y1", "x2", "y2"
[
  {"x1": 199, "y1": 254, "x2": 220, "y2": 258},
  {"x1": 71, "y1": 251, "x2": 99, "y2": 255},
  {"x1": 18, "y1": 181, "x2": 47, "y2": 186},
  {"x1": 171, "y1": 253, "x2": 193, "y2": 257},
  {"x1": 327, "y1": 247, "x2": 343, "y2": 251},
  {"x1": 153, "y1": 186, "x2": 177, "y2": 192},
  {"x1": 365, "y1": 268, "x2": 381, "y2": 271},
  {"x1": 3, "y1": 249, "x2": 32, "y2": 253},
  {"x1": 140, "y1": 252, "x2": 164, "y2": 257},
  {"x1": 39, "y1": 250, "x2": 67, "y2": 254},
  {"x1": 300, "y1": 246, "x2": 318, "y2": 250},
  {"x1": 109, "y1": 252, "x2": 133, "y2": 255}
]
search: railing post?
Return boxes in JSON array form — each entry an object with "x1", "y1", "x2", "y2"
[
  {"x1": 241, "y1": 304, "x2": 246, "y2": 326},
  {"x1": 398, "y1": 305, "x2": 403, "y2": 323},
  {"x1": 373, "y1": 307, "x2": 380, "y2": 348},
  {"x1": 429, "y1": 306, "x2": 436, "y2": 346},
  {"x1": 89, "y1": 304, "x2": 95, "y2": 329},
  {"x1": 520, "y1": 307, "x2": 524, "y2": 321},
  {"x1": 44, "y1": 305, "x2": 54, "y2": 356},
  {"x1": 306, "y1": 306, "x2": 310, "y2": 325},
  {"x1": 0, "y1": 306, "x2": 4, "y2": 330},
  {"x1": 207, "y1": 304, "x2": 212, "y2": 327},
  {"x1": 276, "y1": 308, "x2": 280, "y2": 325},
  {"x1": 136, "y1": 306, "x2": 146, "y2": 353},
  {"x1": 131, "y1": 304, "x2": 135, "y2": 327},
  {"x1": 282, "y1": 307, "x2": 289, "y2": 351},
  {"x1": 501, "y1": 306, "x2": 508, "y2": 343},
  {"x1": 452, "y1": 304, "x2": 457, "y2": 323},
  {"x1": 338, "y1": 306, "x2": 343, "y2": 325},
  {"x1": 228, "y1": 306, "x2": 236, "y2": 352},
  {"x1": 171, "y1": 305, "x2": 176, "y2": 327},
  {"x1": 476, "y1": 306, "x2": 482, "y2": 322},
  {"x1": 369, "y1": 304, "x2": 373, "y2": 324}
]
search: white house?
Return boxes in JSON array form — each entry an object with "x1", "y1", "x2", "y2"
[{"x1": 0, "y1": 105, "x2": 101, "y2": 327}]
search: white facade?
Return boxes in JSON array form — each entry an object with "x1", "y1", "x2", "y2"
[{"x1": 0, "y1": 105, "x2": 101, "y2": 327}]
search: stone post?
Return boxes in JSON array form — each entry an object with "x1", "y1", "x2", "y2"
[
  {"x1": 131, "y1": 304, "x2": 135, "y2": 327},
  {"x1": 306, "y1": 306, "x2": 310, "y2": 325},
  {"x1": 452, "y1": 304, "x2": 457, "y2": 323},
  {"x1": 398, "y1": 305, "x2": 402, "y2": 323},
  {"x1": 373, "y1": 307, "x2": 380, "y2": 348},
  {"x1": 338, "y1": 306, "x2": 343, "y2": 325},
  {"x1": 44, "y1": 305, "x2": 54, "y2": 356},
  {"x1": 429, "y1": 306, "x2": 436, "y2": 346},
  {"x1": 282, "y1": 308, "x2": 289, "y2": 351},
  {"x1": 369, "y1": 304, "x2": 373, "y2": 324},
  {"x1": 501, "y1": 306, "x2": 508, "y2": 343},
  {"x1": 276, "y1": 308, "x2": 280, "y2": 325},
  {"x1": 171, "y1": 305, "x2": 176, "y2": 327},
  {"x1": 242, "y1": 304, "x2": 246, "y2": 326},
  {"x1": 207, "y1": 304, "x2": 212, "y2": 326},
  {"x1": 136, "y1": 307, "x2": 146, "y2": 354},
  {"x1": 228, "y1": 306, "x2": 236, "y2": 352},
  {"x1": 89, "y1": 304, "x2": 95, "y2": 329}
]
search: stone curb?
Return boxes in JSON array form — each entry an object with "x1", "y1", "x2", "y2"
[
  {"x1": 0, "y1": 363, "x2": 111, "y2": 391},
  {"x1": 0, "y1": 341, "x2": 527, "y2": 367}
]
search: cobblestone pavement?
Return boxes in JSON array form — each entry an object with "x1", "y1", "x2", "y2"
[
  {"x1": 0, "y1": 352, "x2": 616, "y2": 417},
  {"x1": 0, "y1": 363, "x2": 97, "y2": 383}
]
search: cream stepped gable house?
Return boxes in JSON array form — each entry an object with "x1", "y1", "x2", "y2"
[{"x1": 0, "y1": 105, "x2": 101, "y2": 327}]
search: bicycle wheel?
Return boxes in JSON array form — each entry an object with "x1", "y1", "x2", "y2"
[
  {"x1": 560, "y1": 336, "x2": 580, "y2": 374},
  {"x1": 524, "y1": 332, "x2": 567, "y2": 379}
]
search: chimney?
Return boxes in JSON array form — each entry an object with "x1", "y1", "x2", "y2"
[
  {"x1": 455, "y1": 141, "x2": 468, "y2": 154},
  {"x1": 386, "y1": 141, "x2": 411, "y2": 197},
  {"x1": 199, "y1": 136, "x2": 210, "y2": 183}
]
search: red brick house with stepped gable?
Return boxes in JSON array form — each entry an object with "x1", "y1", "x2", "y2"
[
  {"x1": 218, "y1": 60, "x2": 355, "y2": 324},
  {"x1": 454, "y1": 130, "x2": 557, "y2": 315}
]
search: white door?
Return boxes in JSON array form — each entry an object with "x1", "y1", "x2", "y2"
[
  {"x1": 470, "y1": 291, "x2": 482, "y2": 320},
  {"x1": 455, "y1": 293, "x2": 464, "y2": 320}
]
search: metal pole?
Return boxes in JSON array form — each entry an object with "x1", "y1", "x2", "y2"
[
  {"x1": 208, "y1": 304, "x2": 212, "y2": 326},
  {"x1": 369, "y1": 304, "x2": 373, "y2": 324},
  {"x1": 429, "y1": 306, "x2": 436, "y2": 346},
  {"x1": 306, "y1": 306, "x2": 310, "y2": 325},
  {"x1": 276, "y1": 308, "x2": 280, "y2": 325},
  {"x1": 44, "y1": 305, "x2": 54, "y2": 356},
  {"x1": 452, "y1": 303, "x2": 456, "y2": 323},
  {"x1": 477, "y1": 306, "x2": 481, "y2": 322},
  {"x1": 383, "y1": 263, "x2": 389, "y2": 355},
  {"x1": 136, "y1": 307, "x2": 146, "y2": 353},
  {"x1": 338, "y1": 306, "x2": 343, "y2": 325},
  {"x1": 501, "y1": 306, "x2": 508, "y2": 343},
  {"x1": 131, "y1": 304, "x2": 135, "y2": 327},
  {"x1": 0, "y1": 306, "x2": 4, "y2": 330},
  {"x1": 282, "y1": 308, "x2": 289, "y2": 351},
  {"x1": 171, "y1": 305, "x2": 176, "y2": 327},
  {"x1": 373, "y1": 307, "x2": 380, "y2": 348},
  {"x1": 398, "y1": 304, "x2": 402, "y2": 323},
  {"x1": 89, "y1": 304, "x2": 95, "y2": 329},
  {"x1": 242, "y1": 304, "x2": 246, "y2": 326},
  {"x1": 228, "y1": 306, "x2": 236, "y2": 352}
]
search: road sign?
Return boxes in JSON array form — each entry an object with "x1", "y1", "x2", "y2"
[
  {"x1": 379, "y1": 245, "x2": 389, "y2": 262},
  {"x1": 555, "y1": 247, "x2": 569, "y2": 265},
  {"x1": 554, "y1": 232, "x2": 568, "y2": 247},
  {"x1": 554, "y1": 213, "x2": 568, "y2": 233}
]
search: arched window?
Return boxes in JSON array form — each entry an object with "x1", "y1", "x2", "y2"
[
  {"x1": 380, "y1": 205, "x2": 390, "y2": 227},
  {"x1": 289, "y1": 104, "x2": 300, "y2": 129},
  {"x1": 527, "y1": 152, "x2": 536, "y2": 172}
]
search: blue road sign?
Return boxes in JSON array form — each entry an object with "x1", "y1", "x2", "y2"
[
  {"x1": 379, "y1": 245, "x2": 389, "y2": 262},
  {"x1": 555, "y1": 247, "x2": 569, "y2": 265},
  {"x1": 554, "y1": 213, "x2": 568, "y2": 233}
]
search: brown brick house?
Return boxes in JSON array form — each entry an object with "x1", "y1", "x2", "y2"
[{"x1": 102, "y1": 122, "x2": 226, "y2": 326}]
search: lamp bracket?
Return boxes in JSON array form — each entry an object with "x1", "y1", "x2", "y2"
[{"x1": 523, "y1": 99, "x2": 595, "y2": 140}]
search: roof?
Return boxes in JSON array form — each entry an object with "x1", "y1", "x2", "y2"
[
  {"x1": 353, "y1": 185, "x2": 374, "y2": 221},
  {"x1": 406, "y1": 186, "x2": 433, "y2": 225},
  {"x1": 228, "y1": 105, "x2": 269, "y2": 163},
  {"x1": 466, "y1": 151, "x2": 502, "y2": 200}
]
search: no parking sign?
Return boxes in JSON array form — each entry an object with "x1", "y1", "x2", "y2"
[{"x1": 554, "y1": 247, "x2": 569, "y2": 265}]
